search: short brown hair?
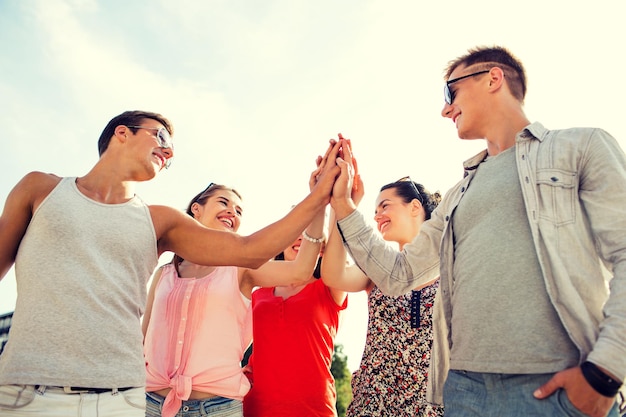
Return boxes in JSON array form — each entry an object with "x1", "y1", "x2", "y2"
[
  {"x1": 444, "y1": 46, "x2": 527, "y2": 102},
  {"x1": 97, "y1": 110, "x2": 173, "y2": 156}
]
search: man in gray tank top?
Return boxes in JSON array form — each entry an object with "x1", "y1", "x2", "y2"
[
  {"x1": 0, "y1": 110, "x2": 344, "y2": 416},
  {"x1": 331, "y1": 46, "x2": 625, "y2": 416}
]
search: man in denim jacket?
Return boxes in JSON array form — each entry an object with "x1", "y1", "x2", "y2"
[{"x1": 331, "y1": 46, "x2": 625, "y2": 417}]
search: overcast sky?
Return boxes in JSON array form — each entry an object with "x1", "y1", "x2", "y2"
[{"x1": 1, "y1": 0, "x2": 624, "y2": 371}]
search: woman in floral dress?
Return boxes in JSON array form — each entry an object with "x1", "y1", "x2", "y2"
[{"x1": 322, "y1": 177, "x2": 444, "y2": 417}]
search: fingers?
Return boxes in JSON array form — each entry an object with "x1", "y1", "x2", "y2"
[
  {"x1": 533, "y1": 374, "x2": 561, "y2": 399},
  {"x1": 319, "y1": 139, "x2": 341, "y2": 174},
  {"x1": 341, "y1": 138, "x2": 354, "y2": 167},
  {"x1": 322, "y1": 139, "x2": 337, "y2": 161}
]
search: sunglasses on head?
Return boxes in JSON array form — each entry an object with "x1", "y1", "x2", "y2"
[
  {"x1": 443, "y1": 70, "x2": 490, "y2": 105},
  {"x1": 192, "y1": 182, "x2": 216, "y2": 202},
  {"x1": 396, "y1": 176, "x2": 423, "y2": 203}
]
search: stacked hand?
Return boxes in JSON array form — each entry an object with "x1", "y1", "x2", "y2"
[{"x1": 328, "y1": 133, "x2": 362, "y2": 219}]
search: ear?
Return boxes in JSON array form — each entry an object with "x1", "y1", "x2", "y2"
[
  {"x1": 190, "y1": 202, "x2": 202, "y2": 217},
  {"x1": 410, "y1": 198, "x2": 423, "y2": 216},
  {"x1": 114, "y1": 125, "x2": 130, "y2": 144},
  {"x1": 487, "y1": 67, "x2": 506, "y2": 94}
]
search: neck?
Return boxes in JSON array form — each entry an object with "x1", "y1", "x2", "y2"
[
  {"x1": 484, "y1": 103, "x2": 530, "y2": 156},
  {"x1": 76, "y1": 166, "x2": 136, "y2": 204}
]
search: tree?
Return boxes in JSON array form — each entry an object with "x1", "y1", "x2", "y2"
[{"x1": 331, "y1": 343, "x2": 352, "y2": 417}]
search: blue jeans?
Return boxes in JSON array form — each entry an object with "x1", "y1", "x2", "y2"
[
  {"x1": 443, "y1": 370, "x2": 620, "y2": 417},
  {"x1": 145, "y1": 392, "x2": 242, "y2": 417}
]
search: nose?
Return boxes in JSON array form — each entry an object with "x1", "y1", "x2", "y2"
[
  {"x1": 162, "y1": 147, "x2": 174, "y2": 159},
  {"x1": 441, "y1": 102, "x2": 453, "y2": 118}
]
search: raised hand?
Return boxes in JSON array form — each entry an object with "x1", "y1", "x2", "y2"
[
  {"x1": 310, "y1": 139, "x2": 342, "y2": 205},
  {"x1": 331, "y1": 134, "x2": 358, "y2": 219}
]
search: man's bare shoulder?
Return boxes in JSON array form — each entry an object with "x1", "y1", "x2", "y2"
[
  {"x1": 14, "y1": 171, "x2": 62, "y2": 200},
  {"x1": 1, "y1": 172, "x2": 63, "y2": 219},
  {"x1": 22, "y1": 171, "x2": 61, "y2": 185}
]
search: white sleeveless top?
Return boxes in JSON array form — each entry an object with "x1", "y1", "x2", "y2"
[{"x1": 0, "y1": 177, "x2": 158, "y2": 387}]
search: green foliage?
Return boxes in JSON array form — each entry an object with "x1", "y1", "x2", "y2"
[{"x1": 331, "y1": 344, "x2": 352, "y2": 417}]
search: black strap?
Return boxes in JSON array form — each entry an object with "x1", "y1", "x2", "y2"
[{"x1": 580, "y1": 361, "x2": 622, "y2": 398}]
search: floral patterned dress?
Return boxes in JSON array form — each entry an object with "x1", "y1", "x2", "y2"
[{"x1": 346, "y1": 280, "x2": 443, "y2": 417}]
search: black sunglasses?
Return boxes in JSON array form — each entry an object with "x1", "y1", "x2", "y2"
[
  {"x1": 193, "y1": 183, "x2": 215, "y2": 203},
  {"x1": 444, "y1": 70, "x2": 490, "y2": 105}
]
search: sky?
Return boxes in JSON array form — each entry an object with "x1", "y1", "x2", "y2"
[{"x1": 1, "y1": 0, "x2": 625, "y2": 372}]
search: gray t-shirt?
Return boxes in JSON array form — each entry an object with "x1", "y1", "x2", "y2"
[{"x1": 450, "y1": 146, "x2": 578, "y2": 374}]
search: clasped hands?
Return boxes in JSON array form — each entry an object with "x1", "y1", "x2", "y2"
[{"x1": 312, "y1": 133, "x2": 362, "y2": 220}]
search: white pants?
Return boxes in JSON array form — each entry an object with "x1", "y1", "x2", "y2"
[{"x1": 0, "y1": 385, "x2": 145, "y2": 416}]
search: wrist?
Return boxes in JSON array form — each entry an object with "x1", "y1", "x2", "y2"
[
  {"x1": 303, "y1": 231, "x2": 324, "y2": 244},
  {"x1": 580, "y1": 361, "x2": 622, "y2": 397},
  {"x1": 333, "y1": 199, "x2": 357, "y2": 221}
]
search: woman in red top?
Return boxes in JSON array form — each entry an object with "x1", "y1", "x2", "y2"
[{"x1": 243, "y1": 230, "x2": 347, "y2": 417}]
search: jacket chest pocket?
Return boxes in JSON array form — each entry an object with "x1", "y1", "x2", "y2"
[{"x1": 535, "y1": 169, "x2": 577, "y2": 226}]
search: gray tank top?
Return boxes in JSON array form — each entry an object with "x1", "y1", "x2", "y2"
[{"x1": 0, "y1": 177, "x2": 158, "y2": 387}]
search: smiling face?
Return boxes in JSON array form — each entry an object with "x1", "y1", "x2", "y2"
[
  {"x1": 113, "y1": 118, "x2": 174, "y2": 181},
  {"x1": 374, "y1": 187, "x2": 422, "y2": 248},
  {"x1": 440, "y1": 65, "x2": 492, "y2": 141},
  {"x1": 191, "y1": 189, "x2": 243, "y2": 233}
]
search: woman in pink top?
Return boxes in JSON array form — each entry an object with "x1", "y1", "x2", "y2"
[{"x1": 142, "y1": 167, "x2": 326, "y2": 416}]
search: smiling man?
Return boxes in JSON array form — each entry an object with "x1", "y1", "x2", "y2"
[
  {"x1": 0, "y1": 110, "x2": 342, "y2": 416},
  {"x1": 331, "y1": 46, "x2": 626, "y2": 417}
]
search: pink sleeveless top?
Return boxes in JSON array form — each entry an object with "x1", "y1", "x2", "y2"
[{"x1": 144, "y1": 263, "x2": 252, "y2": 417}]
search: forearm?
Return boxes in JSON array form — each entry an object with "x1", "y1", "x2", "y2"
[
  {"x1": 321, "y1": 214, "x2": 369, "y2": 292},
  {"x1": 586, "y1": 264, "x2": 626, "y2": 382},
  {"x1": 321, "y1": 219, "x2": 348, "y2": 283},
  {"x1": 291, "y1": 209, "x2": 326, "y2": 281},
  {"x1": 337, "y1": 210, "x2": 440, "y2": 296},
  {"x1": 245, "y1": 194, "x2": 326, "y2": 267}
]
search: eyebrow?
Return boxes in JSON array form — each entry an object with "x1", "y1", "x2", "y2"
[
  {"x1": 215, "y1": 196, "x2": 243, "y2": 214},
  {"x1": 374, "y1": 198, "x2": 392, "y2": 214}
]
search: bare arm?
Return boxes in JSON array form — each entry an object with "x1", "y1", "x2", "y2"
[
  {"x1": 153, "y1": 139, "x2": 343, "y2": 269},
  {"x1": 0, "y1": 172, "x2": 60, "y2": 280},
  {"x1": 240, "y1": 209, "x2": 324, "y2": 295},
  {"x1": 241, "y1": 162, "x2": 327, "y2": 295},
  {"x1": 322, "y1": 208, "x2": 372, "y2": 293},
  {"x1": 323, "y1": 150, "x2": 371, "y2": 292}
]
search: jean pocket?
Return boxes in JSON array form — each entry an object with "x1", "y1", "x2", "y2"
[
  {"x1": 556, "y1": 389, "x2": 588, "y2": 417},
  {"x1": 0, "y1": 384, "x2": 36, "y2": 409}
]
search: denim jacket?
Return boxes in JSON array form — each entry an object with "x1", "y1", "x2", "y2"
[{"x1": 338, "y1": 122, "x2": 626, "y2": 405}]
